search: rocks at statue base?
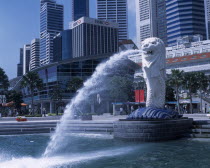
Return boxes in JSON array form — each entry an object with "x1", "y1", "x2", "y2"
[{"x1": 127, "y1": 107, "x2": 182, "y2": 120}]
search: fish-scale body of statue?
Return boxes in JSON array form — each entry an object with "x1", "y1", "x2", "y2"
[{"x1": 141, "y1": 37, "x2": 166, "y2": 109}]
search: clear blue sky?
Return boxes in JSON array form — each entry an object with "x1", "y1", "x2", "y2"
[{"x1": 0, "y1": 0, "x2": 136, "y2": 79}]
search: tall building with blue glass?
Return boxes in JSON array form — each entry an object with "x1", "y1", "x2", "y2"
[
  {"x1": 53, "y1": 30, "x2": 73, "y2": 62},
  {"x1": 40, "y1": 0, "x2": 64, "y2": 66},
  {"x1": 72, "y1": 0, "x2": 89, "y2": 21},
  {"x1": 166, "y1": 0, "x2": 206, "y2": 46}
]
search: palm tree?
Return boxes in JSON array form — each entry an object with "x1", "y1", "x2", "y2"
[
  {"x1": 6, "y1": 90, "x2": 23, "y2": 114},
  {"x1": 49, "y1": 84, "x2": 63, "y2": 115},
  {"x1": 0, "y1": 67, "x2": 9, "y2": 94},
  {"x1": 168, "y1": 69, "x2": 184, "y2": 114},
  {"x1": 194, "y1": 72, "x2": 209, "y2": 112},
  {"x1": 21, "y1": 72, "x2": 43, "y2": 115},
  {"x1": 184, "y1": 72, "x2": 199, "y2": 114}
]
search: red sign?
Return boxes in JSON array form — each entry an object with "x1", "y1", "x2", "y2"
[{"x1": 135, "y1": 90, "x2": 145, "y2": 103}]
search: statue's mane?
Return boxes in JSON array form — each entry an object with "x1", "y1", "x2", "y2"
[
  {"x1": 142, "y1": 38, "x2": 166, "y2": 78},
  {"x1": 143, "y1": 38, "x2": 166, "y2": 68}
]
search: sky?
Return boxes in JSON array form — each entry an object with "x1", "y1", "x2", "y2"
[{"x1": 0, "y1": 0, "x2": 136, "y2": 79}]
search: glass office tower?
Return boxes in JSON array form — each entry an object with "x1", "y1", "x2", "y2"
[
  {"x1": 40, "y1": 0, "x2": 64, "y2": 66},
  {"x1": 166, "y1": 0, "x2": 206, "y2": 46},
  {"x1": 72, "y1": 0, "x2": 89, "y2": 21}
]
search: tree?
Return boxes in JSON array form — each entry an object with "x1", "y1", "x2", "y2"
[
  {"x1": 168, "y1": 69, "x2": 184, "y2": 113},
  {"x1": 108, "y1": 76, "x2": 134, "y2": 102},
  {"x1": 194, "y1": 72, "x2": 209, "y2": 112},
  {"x1": 166, "y1": 82, "x2": 176, "y2": 102},
  {"x1": 184, "y1": 72, "x2": 199, "y2": 114},
  {"x1": 21, "y1": 72, "x2": 43, "y2": 115},
  {"x1": 66, "y1": 77, "x2": 83, "y2": 93},
  {"x1": 0, "y1": 67, "x2": 9, "y2": 94},
  {"x1": 49, "y1": 84, "x2": 63, "y2": 115},
  {"x1": 6, "y1": 90, "x2": 23, "y2": 114}
]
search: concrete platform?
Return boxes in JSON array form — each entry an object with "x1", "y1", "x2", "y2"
[{"x1": 113, "y1": 118, "x2": 193, "y2": 141}]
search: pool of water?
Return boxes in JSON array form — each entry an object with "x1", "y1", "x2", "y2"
[{"x1": 0, "y1": 134, "x2": 209, "y2": 168}]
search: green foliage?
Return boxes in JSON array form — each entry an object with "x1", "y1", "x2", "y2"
[
  {"x1": 168, "y1": 69, "x2": 184, "y2": 89},
  {"x1": 47, "y1": 113, "x2": 63, "y2": 116},
  {"x1": 49, "y1": 84, "x2": 63, "y2": 101},
  {"x1": 21, "y1": 72, "x2": 43, "y2": 91},
  {"x1": 6, "y1": 90, "x2": 23, "y2": 112},
  {"x1": 184, "y1": 72, "x2": 199, "y2": 93},
  {"x1": 195, "y1": 72, "x2": 209, "y2": 92},
  {"x1": 25, "y1": 114, "x2": 42, "y2": 117},
  {"x1": 167, "y1": 69, "x2": 184, "y2": 113},
  {"x1": 66, "y1": 77, "x2": 83, "y2": 92},
  {"x1": 166, "y1": 83, "x2": 176, "y2": 102},
  {"x1": 183, "y1": 72, "x2": 210, "y2": 113},
  {"x1": 0, "y1": 67, "x2": 9, "y2": 93},
  {"x1": 21, "y1": 71, "x2": 43, "y2": 114},
  {"x1": 108, "y1": 76, "x2": 134, "y2": 102}
]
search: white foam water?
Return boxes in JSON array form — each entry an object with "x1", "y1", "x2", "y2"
[
  {"x1": 43, "y1": 50, "x2": 140, "y2": 157},
  {"x1": 0, "y1": 147, "x2": 135, "y2": 168}
]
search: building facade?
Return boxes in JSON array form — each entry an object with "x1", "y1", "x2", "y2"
[
  {"x1": 136, "y1": 0, "x2": 167, "y2": 48},
  {"x1": 40, "y1": 0, "x2": 64, "y2": 66},
  {"x1": 166, "y1": 0, "x2": 206, "y2": 47},
  {"x1": 205, "y1": 0, "x2": 210, "y2": 39},
  {"x1": 70, "y1": 17, "x2": 119, "y2": 58},
  {"x1": 30, "y1": 39, "x2": 40, "y2": 71},
  {"x1": 53, "y1": 29, "x2": 73, "y2": 62},
  {"x1": 17, "y1": 48, "x2": 23, "y2": 77},
  {"x1": 72, "y1": 0, "x2": 89, "y2": 21},
  {"x1": 20, "y1": 55, "x2": 112, "y2": 113},
  {"x1": 97, "y1": 0, "x2": 128, "y2": 41},
  {"x1": 23, "y1": 44, "x2": 31, "y2": 75}
]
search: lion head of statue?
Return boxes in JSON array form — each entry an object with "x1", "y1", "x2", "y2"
[{"x1": 141, "y1": 37, "x2": 166, "y2": 78}]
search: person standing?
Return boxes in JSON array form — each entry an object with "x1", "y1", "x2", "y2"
[{"x1": 43, "y1": 108, "x2": 46, "y2": 117}]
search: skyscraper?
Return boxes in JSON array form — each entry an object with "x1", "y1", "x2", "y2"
[
  {"x1": 97, "y1": 0, "x2": 128, "y2": 41},
  {"x1": 40, "y1": 0, "x2": 64, "y2": 66},
  {"x1": 136, "y1": 0, "x2": 167, "y2": 48},
  {"x1": 166, "y1": 0, "x2": 206, "y2": 46},
  {"x1": 205, "y1": 0, "x2": 210, "y2": 39},
  {"x1": 30, "y1": 39, "x2": 40, "y2": 71},
  {"x1": 17, "y1": 48, "x2": 23, "y2": 77},
  {"x1": 23, "y1": 44, "x2": 31, "y2": 75},
  {"x1": 53, "y1": 30, "x2": 73, "y2": 62},
  {"x1": 72, "y1": 0, "x2": 89, "y2": 21},
  {"x1": 70, "y1": 17, "x2": 118, "y2": 58}
]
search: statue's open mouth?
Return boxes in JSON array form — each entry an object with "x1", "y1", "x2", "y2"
[{"x1": 147, "y1": 51, "x2": 153, "y2": 55}]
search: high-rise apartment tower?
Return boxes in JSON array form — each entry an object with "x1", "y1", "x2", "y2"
[
  {"x1": 30, "y1": 39, "x2": 40, "y2": 71},
  {"x1": 136, "y1": 0, "x2": 167, "y2": 47},
  {"x1": 23, "y1": 44, "x2": 31, "y2": 75},
  {"x1": 97, "y1": 0, "x2": 128, "y2": 41}
]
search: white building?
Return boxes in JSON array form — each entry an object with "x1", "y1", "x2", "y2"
[
  {"x1": 70, "y1": 17, "x2": 119, "y2": 58},
  {"x1": 23, "y1": 44, "x2": 31, "y2": 75},
  {"x1": 30, "y1": 39, "x2": 40, "y2": 71},
  {"x1": 131, "y1": 39, "x2": 210, "y2": 77},
  {"x1": 97, "y1": 0, "x2": 128, "y2": 41},
  {"x1": 166, "y1": 39, "x2": 210, "y2": 59}
]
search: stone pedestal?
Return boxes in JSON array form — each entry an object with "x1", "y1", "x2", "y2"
[{"x1": 114, "y1": 118, "x2": 193, "y2": 141}]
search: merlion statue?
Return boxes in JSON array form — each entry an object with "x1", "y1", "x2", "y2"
[
  {"x1": 141, "y1": 37, "x2": 166, "y2": 109},
  {"x1": 128, "y1": 37, "x2": 181, "y2": 119}
]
